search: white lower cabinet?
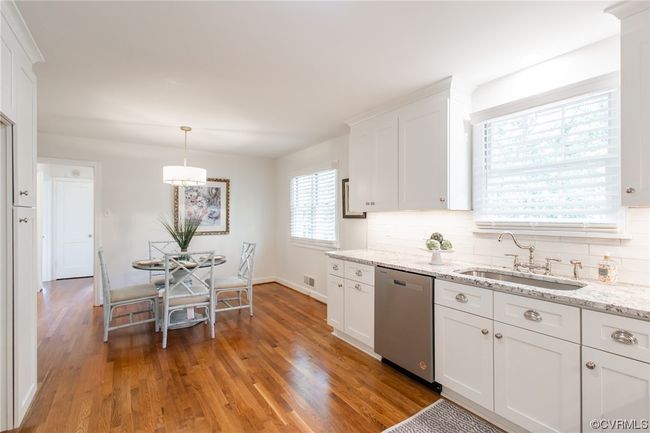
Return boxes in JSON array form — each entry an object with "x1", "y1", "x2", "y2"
[
  {"x1": 582, "y1": 346, "x2": 650, "y2": 433},
  {"x1": 434, "y1": 305, "x2": 493, "y2": 410},
  {"x1": 344, "y1": 280, "x2": 374, "y2": 347},
  {"x1": 327, "y1": 275, "x2": 345, "y2": 331},
  {"x1": 493, "y1": 322, "x2": 581, "y2": 433}
]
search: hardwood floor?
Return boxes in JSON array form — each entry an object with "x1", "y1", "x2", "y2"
[{"x1": 16, "y1": 279, "x2": 438, "y2": 433}]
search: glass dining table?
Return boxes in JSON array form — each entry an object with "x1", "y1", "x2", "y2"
[{"x1": 131, "y1": 255, "x2": 226, "y2": 328}]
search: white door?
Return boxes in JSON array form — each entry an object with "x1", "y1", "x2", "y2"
[
  {"x1": 434, "y1": 305, "x2": 494, "y2": 410},
  {"x1": 53, "y1": 178, "x2": 94, "y2": 279},
  {"x1": 494, "y1": 322, "x2": 581, "y2": 433},
  {"x1": 13, "y1": 207, "x2": 37, "y2": 425},
  {"x1": 583, "y1": 346, "x2": 650, "y2": 433},
  {"x1": 398, "y1": 93, "x2": 448, "y2": 210},
  {"x1": 344, "y1": 280, "x2": 374, "y2": 347},
  {"x1": 327, "y1": 275, "x2": 345, "y2": 331},
  {"x1": 0, "y1": 122, "x2": 11, "y2": 431}
]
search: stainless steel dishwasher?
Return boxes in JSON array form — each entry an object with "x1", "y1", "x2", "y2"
[{"x1": 375, "y1": 266, "x2": 434, "y2": 382}]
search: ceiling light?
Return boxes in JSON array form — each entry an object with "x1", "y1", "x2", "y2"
[{"x1": 162, "y1": 126, "x2": 207, "y2": 186}]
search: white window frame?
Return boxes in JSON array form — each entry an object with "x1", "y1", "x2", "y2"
[
  {"x1": 289, "y1": 167, "x2": 338, "y2": 250},
  {"x1": 470, "y1": 73, "x2": 625, "y2": 237}
]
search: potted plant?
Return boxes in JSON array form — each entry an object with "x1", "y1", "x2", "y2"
[{"x1": 160, "y1": 216, "x2": 201, "y2": 254}]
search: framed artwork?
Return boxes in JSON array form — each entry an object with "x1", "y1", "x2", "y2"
[
  {"x1": 174, "y1": 177, "x2": 230, "y2": 235},
  {"x1": 341, "y1": 178, "x2": 366, "y2": 219}
]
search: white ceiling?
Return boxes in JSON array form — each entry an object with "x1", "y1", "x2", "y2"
[{"x1": 18, "y1": 1, "x2": 619, "y2": 158}]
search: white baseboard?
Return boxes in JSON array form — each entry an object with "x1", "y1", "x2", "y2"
[
  {"x1": 332, "y1": 329, "x2": 381, "y2": 360},
  {"x1": 252, "y1": 276, "x2": 276, "y2": 285},
  {"x1": 273, "y1": 277, "x2": 328, "y2": 304}
]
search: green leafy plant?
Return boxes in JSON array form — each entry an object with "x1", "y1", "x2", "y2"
[{"x1": 160, "y1": 216, "x2": 201, "y2": 251}]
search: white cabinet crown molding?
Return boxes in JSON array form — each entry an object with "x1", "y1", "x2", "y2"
[
  {"x1": 345, "y1": 76, "x2": 473, "y2": 127},
  {"x1": 605, "y1": 1, "x2": 650, "y2": 19},
  {"x1": 0, "y1": 1, "x2": 44, "y2": 64}
]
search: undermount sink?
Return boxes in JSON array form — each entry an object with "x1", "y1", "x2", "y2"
[{"x1": 456, "y1": 268, "x2": 587, "y2": 291}]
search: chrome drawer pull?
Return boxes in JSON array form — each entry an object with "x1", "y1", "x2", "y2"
[
  {"x1": 18, "y1": 218, "x2": 28, "y2": 223},
  {"x1": 495, "y1": 333, "x2": 503, "y2": 339},
  {"x1": 455, "y1": 293, "x2": 468, "y2": 303},
  {"x1": 585, "y1": 361, "x2": 596, "y2": 370},
  {"x1": 332, "y1": 264, "x2": 339, "y2": 271},
  {"x1": 611, "y1": 329, "x2": 638, "y2": 345},
  {"x1": 354, "y1": 283, "x2": 362, "y2": 290},
  {"x1": 337, "y1": 283, "x2": 343, "y2": 288},
  {"x1": 481, "y1": 329, "x2": 489, "y2": 335},
  {"x1": 19, "y1": 190, "x2": 29, "y2": 196},
  {"x1": 355, "y1": 270, "x2": 363, "y2": 277},
  {"x1": 523, "y1": 309, "x2": 542, "y2": 322}
]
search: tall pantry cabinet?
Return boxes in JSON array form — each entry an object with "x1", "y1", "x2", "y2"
[{"x1": 0, "y1": 1, "x2": 43, "y2": 430}]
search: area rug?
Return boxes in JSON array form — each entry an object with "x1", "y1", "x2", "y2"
[{"x1": 383, "y1": 399, "x2": 501, "y2": 433}]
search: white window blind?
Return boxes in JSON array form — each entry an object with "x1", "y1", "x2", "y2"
[
  {"x1": 290, "y1": 169, "x2": 337, "y2": 247},
  {"x1": 474, "y1": 89, "x2": 620, "y2": 230}
]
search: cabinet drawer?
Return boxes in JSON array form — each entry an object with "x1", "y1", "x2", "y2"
[
  {"x1": 583, "y1": 310, "x2": 650, "y2": 363},
  {"x1": 434, "y1": 280, "x2": 493, "y2": 319},
  {"x1": 328, "y1": 258, "x2": 344, "y2": 277},
  {"x1": 344, "y1": 261, "x2": 374, "y2": 286},
  {"x1": 494, "y1": 292, "x2": 580, "y2": 343}
]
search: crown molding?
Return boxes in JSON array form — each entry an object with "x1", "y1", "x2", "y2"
[
  {"x1": 1, "y1": 0, "x2": 44, "y2": 64},
  {"x1": 345, "y1": 76, "x2": 471, "y2": 127},
  {"x1": 605, "y1": 1, "x2": 650, "y2": 20}
]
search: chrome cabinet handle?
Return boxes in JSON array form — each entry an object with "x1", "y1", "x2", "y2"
[
  {"x1": 585, "y1": 361, "x2": 596, "y2": 370},
  {"x1": 18, "y1": 218, "x2": 28, "y2": 223},
  {"x1": 370, "y1": 201, "x2": 375, "y2": 205},
  {"x1": 365, "y1": 201, "x2": 370, "y2": 206},
  {"x1": 337, "y1": 283, "x2": 343, "y2": 288},
  {"x1": 611, "y1": 329, "x2": 638, "y2": 345},
  {"x1": 19, "y1": 190, "x2": 29, "y2": 196},
  {"x1": 626, "y1": 187, "x2": 636, "y2": 194},
  {"x1": 455, "y1": 293, "x2": 468, "y2": 303},
  {"x1": 523, "y1": 309, "x2": 542, "y2": 322},
  {"x1": 355, "y1": 270, "x2": 362, "y2": 277},
  {"x1": 332, "y1": 264, "x2": 339, "y2": 271},
  {"x1": 495, "y1": 333, "x2": 503, "y2": 339},
  {"x1": 439, "y1": 197, "x2": 446, "y2": 202},
  {"x1": 481, "y1": 329, "x2": 489, "y2": 335},
  {"x1": 354, "y1": 283, "x2": 362, "y2": 290}
]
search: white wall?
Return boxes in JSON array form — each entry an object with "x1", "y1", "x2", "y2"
[
  {"x1": 274, "y1": 135, "x2": 366, "y2": 301},
  {"x1": 38, "y1": 132, "x2": 276, "y2": 291},
  {"x1": 472, "y1": 36, "x2": 619, "y2": 111}
]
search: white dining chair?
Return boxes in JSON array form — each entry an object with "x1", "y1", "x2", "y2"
[
  {"x1": 161, "y1": 251, "x2": 216, "y2": 349},
  {"x1": 211, "y1": 242, "x2": 256, "y2": 317},
  {"x1": 98, "y1": 248, "x2": 159, "y2": 342},
  {"x1": 148, "y1": 240, "x2": 179, "y2": 288}
]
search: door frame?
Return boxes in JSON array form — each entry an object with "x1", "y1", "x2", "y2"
[
  {"x1": 37, "y1": 157, "x2": 103, "y2": 306},
  {"x1": 52, "y1": 177, "x2": 94, "y2": 281}
]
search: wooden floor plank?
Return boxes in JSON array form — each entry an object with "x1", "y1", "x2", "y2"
[{"x1": 15, "y1": 279, "x2": 438, "y2": 433}]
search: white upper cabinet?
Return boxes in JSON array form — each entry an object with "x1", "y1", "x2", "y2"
[
  {"x1": 347, "y1": 77, "x2": 471, "y2": 212},
  {"x1": 348, "y1": 113, "x2": 399, "y2": 212},
  {"x1": 607, "y1": 2, "x2": 650, "y2": 206}
]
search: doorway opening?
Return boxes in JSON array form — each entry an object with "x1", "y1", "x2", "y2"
[{"x1": 37, "y1": 162, "x2": 94, "y2": 285}]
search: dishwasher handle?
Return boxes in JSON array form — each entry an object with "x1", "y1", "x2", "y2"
[{"x1": 393, "y1": 280, "x2": 406, "y2": 286}]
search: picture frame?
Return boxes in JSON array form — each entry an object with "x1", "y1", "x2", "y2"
[
  {"x1": 174, "y1": 177, "x2": 230, "y2": 235},
  {"x1": 341, "y1": 178, "x2": 366, "y2": 219}
]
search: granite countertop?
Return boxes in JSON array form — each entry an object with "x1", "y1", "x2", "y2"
[{"x1": 326, "y1": 249, "x2": 650, "y2": 321}]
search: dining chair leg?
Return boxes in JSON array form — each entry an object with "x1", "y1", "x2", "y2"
[
  {"x1": 248, "y1": 285, "x2": 254, "y2": 317},
  {"x1": 153, "y1": 299, "x2": 160, "y2": 332},
  {"x1": 103, "y1": 305, "x2": 110, "y2": 342},
  {"x1": 162, "y1": 302, "x2": 169, "y2": 350}
]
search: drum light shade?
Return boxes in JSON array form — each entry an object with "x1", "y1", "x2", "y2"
[
  {"x1": 162, "y1": 165, "x2": 207, "y2": 186},
  {"x1": 163, "y1": 126, "x2": 207, "y2": 186}
]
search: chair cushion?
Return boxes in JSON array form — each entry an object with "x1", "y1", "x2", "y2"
[
  {"x1": 170, "y1": 295, "x2": 210, "y2": 306},
  {"x1": 111, "y1": 284, "x2": 158, "y2": 302},
  {"x1": 208, "y1": 276, "x2": 248, "y2": 290}
]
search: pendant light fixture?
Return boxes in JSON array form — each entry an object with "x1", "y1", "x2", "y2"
[{"x1": 162, "y1": 126, "x2": 207, "y2": 186}]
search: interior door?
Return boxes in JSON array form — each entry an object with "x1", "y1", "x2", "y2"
[
  {"x1": 0, "y1": 119, "x2": 12, "y2": 431},
  {"x1": 53, "y1": 178, "x2": 93, "y2": 279}
]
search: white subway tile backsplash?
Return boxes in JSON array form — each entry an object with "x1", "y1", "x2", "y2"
[{"x1": 367, "y1": 208, "x2": 650, "y2": 287}]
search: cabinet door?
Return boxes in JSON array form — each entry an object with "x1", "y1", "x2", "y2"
[
  {"x1": 494, "y1": 322, "x2": 580, "y2": 433},
  {"x1": 13, "y1": 207, "x2": 37, "y2": 424},
  {"x1": 620, "y1": 8, "x2": 650, "y2": 206},
  {"x1": 434, "y1": 305, "x2": 493, "y2": 410},
  {"x1": 348, "y1": 123, "x2": 373, "y2": 212},
  {"x1": 398, "y1": 93, "x2": 448, "y2": 210},
  {"x1": 370, "y1": 114, "x2": 398, "y2": 211},
  {"x1": 327, "y1": 275, "x2": 345, "y2": 331},
  {"x1": 344, "y1": 280, "x2": 374, "y2": 347},
  {"x1": 13, "y1": 63, "x2": 36, "y2": 207},
  {"x1": 1, "y1": 12, "x2": 18, "y2": 120},
  {"x1": 583, "y1": 346, "x2": 650, "y2": 433}
]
